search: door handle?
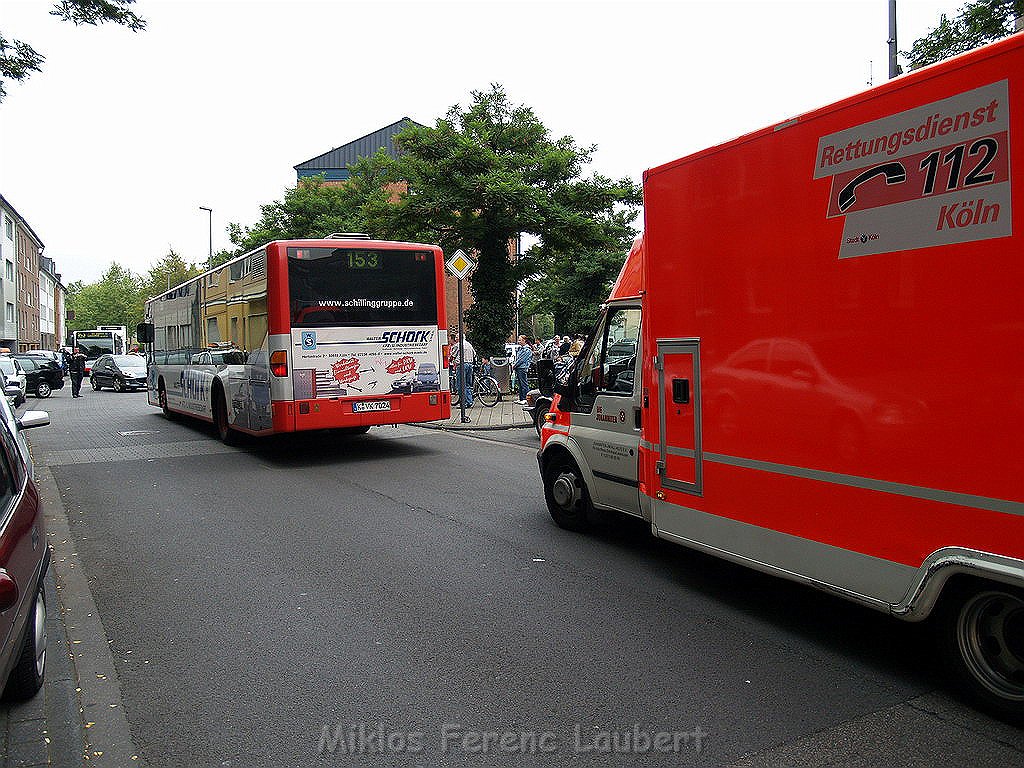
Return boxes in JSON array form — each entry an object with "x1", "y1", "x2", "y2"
[{"x1": 672, "y1": 378, "x2": 690, "y2": 404}]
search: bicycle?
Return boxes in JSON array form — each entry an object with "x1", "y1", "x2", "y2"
[{"x1": 450, "y1": 361, "x2": 501, "y2": 407}]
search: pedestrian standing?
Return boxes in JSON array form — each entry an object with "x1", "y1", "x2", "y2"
[
  {"x1": 69, "y1": 346, "x2": 86, "y2": 398},
  {"x1": 513, "y1": 335, "x2": 533, "y2": 404},
  {"x1": 459, "y1": 337, "x2": 476, "y2": 407}
]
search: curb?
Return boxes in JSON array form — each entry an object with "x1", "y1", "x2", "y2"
[{"x1": 37, "y1": 464, "x2": 144, "y2": 767}]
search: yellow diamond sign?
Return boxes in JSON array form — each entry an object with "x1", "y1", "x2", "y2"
[{"x1": 445, "y1": 249, "x2": 477, "y2": 280}]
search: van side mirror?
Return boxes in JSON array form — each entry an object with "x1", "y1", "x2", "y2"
[{"x1": 136, "y1": 322, "x2": 155, "y2": 344}]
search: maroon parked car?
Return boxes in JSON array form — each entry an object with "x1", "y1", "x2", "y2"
[{"x1": 0, "y1": 392, "x2": 50, "y2": 700}]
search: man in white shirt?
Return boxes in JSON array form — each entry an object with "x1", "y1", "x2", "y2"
[{"x1": 454, "y1": 335, "x2": 476, "y2": 407}]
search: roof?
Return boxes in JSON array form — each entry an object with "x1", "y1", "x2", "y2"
[
  {"x1": 0, "y1": 192, "x2": 45, "y2": 250},
  {"x1": 294, "y1": 117, "x2": 423, "y2": 181}
]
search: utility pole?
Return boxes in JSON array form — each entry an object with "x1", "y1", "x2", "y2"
[
  {"x1": 888, "y1": 0, "x2": 901, "y2": 79},
  {"x1": 199, "y1": 206, "x2": 213, "y2": 265}
]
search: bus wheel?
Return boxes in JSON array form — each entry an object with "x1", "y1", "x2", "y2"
[
  {"x1": 937, "y1": 580, "x2": 1024, "y2": 723},
  {"x1": 543, "y1": 455, "x2": 593, "y2": 532},
  {"x1": 213, "y1": 390, "x2": 239, "y2": 446},
  {"x1": 158, "y1": 380, "x2": 173, "y2": 419}
]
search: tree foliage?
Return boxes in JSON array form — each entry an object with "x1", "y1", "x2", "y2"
[
  {"x1": 361, "y1": 85, "x2": 641, "y2": 355},
  {"x1": 223, "y1": 86, "x2": 640, "y2": 355},
  {"x1": 0, "y1": 0, "x2": 145, "y2": 102},
  {"x1": 227, "y1": 173, "x2": 377, "y2": 254},
  {"x1": 136, "y1": 250, "x2": 203, "y2": 318},
  {"x1": 66, "y1": 262, "x2": 142, "y2": 332},
  {"x1": 905, "y1": 0, "x2": 1022, "y2": 70}
]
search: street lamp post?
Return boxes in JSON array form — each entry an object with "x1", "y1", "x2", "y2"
[{"x1": 199, "y1": 206, "x2": 213, "y2": 264}]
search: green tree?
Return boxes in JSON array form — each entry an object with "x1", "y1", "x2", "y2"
[
  {"x1": 522, "y1": 245, "x2": 630, "y2": 337},
  {"x1": 361, "y1": 84, "x2": 641, "y2": 355},
  {"x1": 227, "y1": 173, "x2": 380, "y2": 254},
  {"x1": 136, "y1": 249, "x2": 203, "y2": 319},
  {"x1": 66, "y1": 262, "x2": 142, "y2": 332},
  {"x1": 905, "y1": 0, "x2": 1023, "y2": 70},
  {"x1": 1, "y1": 0, "x2": 145, "y2": 102}
]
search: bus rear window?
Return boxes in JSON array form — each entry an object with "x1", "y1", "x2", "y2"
[{"x1": 287, "y1": 248, "x2": 437, "y2": 326}]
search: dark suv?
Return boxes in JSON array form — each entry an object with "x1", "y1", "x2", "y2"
[{"x1": 13, "y1": 355, "x2": 65, "y2": 399}]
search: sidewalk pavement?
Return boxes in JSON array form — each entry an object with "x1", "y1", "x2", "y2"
[
  {"x1": 425, "y1": 392, "x2": 534, "y2": 430},
  {"x1": 1, "y1": 390, "x2": 142, "y2": 768}
]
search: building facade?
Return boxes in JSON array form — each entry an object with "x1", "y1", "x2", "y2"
[
  {"x1": 0, "y1": 199, "x2": 19, "y2": 349},
  {"x1": 15, "y1": 218, "x2": 42, "y2": 352},
  {"x1": 39, "y1": 256, "x2": 61, "y2": 350},
  {"x1": 1, "y1": 192, "x2": 65, "y2": 351}
]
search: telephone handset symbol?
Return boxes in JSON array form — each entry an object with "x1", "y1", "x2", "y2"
[{"x1": 837, "y1": 162, "x2": 907, "y2": 213}]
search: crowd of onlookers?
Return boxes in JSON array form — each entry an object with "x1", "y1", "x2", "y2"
[{"x1": 448, "y1": 331, "x2": 587, "y2": 409}]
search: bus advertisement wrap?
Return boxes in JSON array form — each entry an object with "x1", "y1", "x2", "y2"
[{"x1": 291, "y1": 325, "x2": 441, "y2": 399}]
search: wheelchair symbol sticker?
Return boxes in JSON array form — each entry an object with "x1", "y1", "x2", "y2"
[{"x1": 301, "y1": 331, "x2": 317, "y2": 350}]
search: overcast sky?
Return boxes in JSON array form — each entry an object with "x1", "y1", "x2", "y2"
[{"x1": 0, "y1": 0, "x2": 962, "y2": 285}]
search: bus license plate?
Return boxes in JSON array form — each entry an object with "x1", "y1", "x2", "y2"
[{"x1": 353, "y1": 400, "x2": 391, "y2": 413}]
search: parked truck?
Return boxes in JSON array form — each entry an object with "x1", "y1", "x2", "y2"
[{"x1": 538, "y1": 33, "x2": 1023, "y2": 720}]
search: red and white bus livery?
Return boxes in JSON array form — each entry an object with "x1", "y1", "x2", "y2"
[{"x1": 140, "y1": 235, "x2": 450, "y2": 442}]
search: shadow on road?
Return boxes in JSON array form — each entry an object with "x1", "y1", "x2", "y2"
[{"x1": 571, "y1": 512, "x2": 940, "y2": 695}]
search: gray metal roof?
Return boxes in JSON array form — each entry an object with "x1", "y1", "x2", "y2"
[{"x1": 294, "y1": 117, "x2": 423, "y2": 173}]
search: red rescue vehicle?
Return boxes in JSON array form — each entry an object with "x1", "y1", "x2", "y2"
[{"x1": 538, "y1": 33, "x2": 1023, "y2": 720}]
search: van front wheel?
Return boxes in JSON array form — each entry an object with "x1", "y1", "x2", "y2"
[{"x1": 543, "y1": 456, "x2": 593, "y2": 532}]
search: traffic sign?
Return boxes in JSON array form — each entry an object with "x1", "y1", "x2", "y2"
[{"x1": 445, "y1": 249, "x2": 477, "y2": 280}]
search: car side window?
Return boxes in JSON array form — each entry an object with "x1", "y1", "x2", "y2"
[
  {"x1": 0, "y1": 442, "x2": 14, "y2": 524},
  {"x1": 0, "y1": 421, "x2": 23, "y2": 492}
]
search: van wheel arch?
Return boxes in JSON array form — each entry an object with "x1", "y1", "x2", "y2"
[{"x1": 542, "y1": 447, "x2": 594, "y2": 532}]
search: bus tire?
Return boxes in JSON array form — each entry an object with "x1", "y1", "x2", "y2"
[
  {"x1": 158, "y1": 379, "x2": 174, "y2": 420},
  {"x1": 213, "y1": 388, "x2": 239, "y2": 446},
  {"x1": 936, "y1": 578, "x2": 1024, "y2": 724},
  {"x1": 543, "y1": 454, "x2": 593, "y2": 532}
]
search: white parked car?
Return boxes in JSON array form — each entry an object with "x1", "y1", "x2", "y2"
[{"x1": 0, "y1": 356, "x2": 27, "y2": 407}]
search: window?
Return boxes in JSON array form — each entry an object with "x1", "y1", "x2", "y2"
[
  {"x1": 5, "y1": 303, "x2": 13, "y2": 322},
  {"x1": 287, "y1": 248, "x2": 437, "y2": 326},
  {"x1": 571, "y1": 306, "x2": 641, "y2": 412},
  {"x1": 4, "y1": 217, "x2": 12, "y2": 240},
  {"x1": 4, "y1": 261, "x2": 12, "y2": 282}
]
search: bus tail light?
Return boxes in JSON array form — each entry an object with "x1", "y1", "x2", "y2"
[
  {"x1": 270, "y1": 350, "x2": 288, "y2": 377},
  {"x1": 442, "y1": 344, "x2": 450, "y2": 368}
]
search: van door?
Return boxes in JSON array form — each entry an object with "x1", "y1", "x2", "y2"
[
  {"x1": 656, "y1": 340, "x2": 702, "y2": 496},
  {"x1": 567, "y1": 305, "x2": 642, "y2": 516}
]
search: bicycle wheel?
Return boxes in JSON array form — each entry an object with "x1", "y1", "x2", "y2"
[{"x1": 478, "y1": 376, "x2": 501, "y2": 407}]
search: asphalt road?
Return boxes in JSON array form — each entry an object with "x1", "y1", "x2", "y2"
[{"x1": 26, "y1": 389, "x2": 1024, "y2": 767}]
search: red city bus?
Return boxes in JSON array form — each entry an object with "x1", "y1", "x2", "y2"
[{"x1": 140, "y1": 235, "x2": 451, "y2": 442}]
